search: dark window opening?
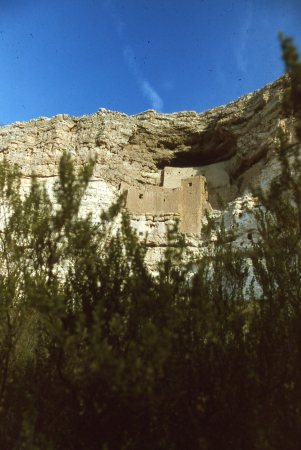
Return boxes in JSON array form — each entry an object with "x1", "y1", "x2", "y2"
[
  {"x1": 188, "y1": 182, "x2": 192, "y2": 187},
  {"x1": 139, "y1": 193, "x2": 143, "y2": 199}
]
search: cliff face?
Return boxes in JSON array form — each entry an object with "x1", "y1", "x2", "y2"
[{"x1": 0, "y1": 76, "x2": 298, "y2": 265}]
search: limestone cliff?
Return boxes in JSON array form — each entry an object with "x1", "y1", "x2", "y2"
[{"x1": 0, "y1": 76, "x2": 298, "y2": 265}]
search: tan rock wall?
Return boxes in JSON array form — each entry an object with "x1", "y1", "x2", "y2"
[
  {"x1": 180, "y1": 176, "x2": 208, "y2": 234},
  {"x1": 0, "y1": 75, "x2": 298, "y2": 261},
  {"x1": 162, "y1": 162, "x2": 236, "y2": 208},
  {"x1": 125, "y1": 185, "x2": 181, "y2": 215},
  {"x1": 124, "y1": 175, "x2": 208, "y2": 234}
]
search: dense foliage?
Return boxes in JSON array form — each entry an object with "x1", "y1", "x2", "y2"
[{"x1": 0, "y1": 38, "x2": 300, "y2": 449}]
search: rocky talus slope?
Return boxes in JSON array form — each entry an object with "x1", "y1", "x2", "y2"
[{"x1": 0, "y1": 76, "x2": 299, "y2": 265}]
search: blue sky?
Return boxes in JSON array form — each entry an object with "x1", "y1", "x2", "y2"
[{"x1": 0, "y1": 0, "x2": 301, "y2": 124}]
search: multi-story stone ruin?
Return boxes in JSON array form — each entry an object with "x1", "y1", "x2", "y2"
[{"x1": 122, "y1": 168, "x2": 210, "y2": 234}]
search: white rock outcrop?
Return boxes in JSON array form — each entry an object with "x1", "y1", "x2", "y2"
[{"x1": 0, "y1": 76, "x2": 299, "y2": 266}]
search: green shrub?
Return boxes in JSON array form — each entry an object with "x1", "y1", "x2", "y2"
[{"x1": 0, "y1": 36, "x2": 300, "y2": 449}]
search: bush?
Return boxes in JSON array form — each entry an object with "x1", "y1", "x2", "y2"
[{"x1": 0, "y1": 36, "x2": 300, "y2": 449}]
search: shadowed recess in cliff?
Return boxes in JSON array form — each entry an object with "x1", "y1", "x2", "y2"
[{"x1": 154, "y1": 124, "x2": 237, "y2": 169}]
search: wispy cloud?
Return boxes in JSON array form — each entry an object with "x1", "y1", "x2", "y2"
[
  {"x1": 236, "y1": 0, "x2": 254, "y2": 74},
  {"x1": 103, "y1": 0, "x2": 125, "y2": 39},
  {"x1": 123, "y1": 46, "x2": 140, "y2": 78},
  {"x1": 103, "y1": 1, "x2": 163, "y2": 111},
  {"x1": 141, "y1": 81, "x2": 163, "y2": 110},
  {"x1": 123, "y1": 45, "x2": 163, "y2": 111}
]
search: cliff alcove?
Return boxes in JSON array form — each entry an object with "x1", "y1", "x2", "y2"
[{"x1": 0, "y1": 75, "x2": 297, "y2": 266}]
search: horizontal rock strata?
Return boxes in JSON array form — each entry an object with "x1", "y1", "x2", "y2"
[{"x1": 0, "y1": 76, "x2": 299, "y2": 266}]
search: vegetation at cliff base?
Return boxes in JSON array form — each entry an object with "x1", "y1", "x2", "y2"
[{"x1": 0, "y1": 37, "x2": 300, "y2": 450}]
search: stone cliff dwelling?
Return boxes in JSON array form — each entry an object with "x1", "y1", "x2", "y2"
[
  {"x1": 0, "y1": 77, "x2": 288, "y2": 253},
  {"x1": 121, "y1": 167, "x2": 211, "y2": 234}
]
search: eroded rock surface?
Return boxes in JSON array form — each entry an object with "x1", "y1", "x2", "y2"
[{"x1": 0, "y1": 76, "x2": 299, "y2": 266}]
